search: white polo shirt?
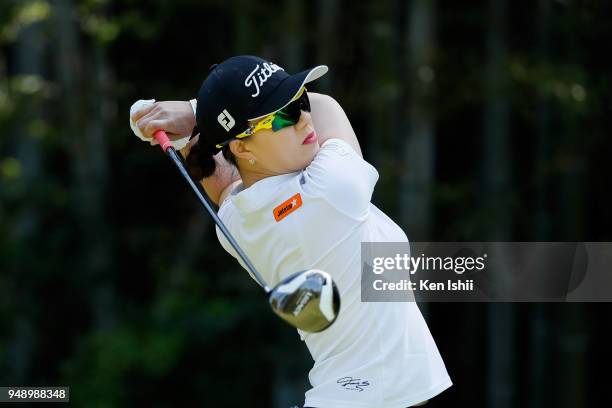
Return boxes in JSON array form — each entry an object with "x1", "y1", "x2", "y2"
[{"x1": 216, "y1": 139, "x2": 452, "y2": 408}]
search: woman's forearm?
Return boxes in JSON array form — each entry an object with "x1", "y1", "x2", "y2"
[{"x1": 309, "y1": 92, "x2": 363, "y2": 157}]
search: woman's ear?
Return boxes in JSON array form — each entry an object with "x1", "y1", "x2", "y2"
[{"x1": 229, "y1": 139, "x2": 255, "y2": 162}]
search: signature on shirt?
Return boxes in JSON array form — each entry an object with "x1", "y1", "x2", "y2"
[{"x1": 337, "y1": 376, "x2": 371, "y2": 392}]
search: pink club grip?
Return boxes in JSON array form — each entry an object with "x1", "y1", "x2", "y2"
[{"x1": 153, "y1": 130, "x2": 173, "y2": 152}]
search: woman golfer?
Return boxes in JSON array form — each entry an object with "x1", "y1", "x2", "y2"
[{"x1": 132, "y1": 55, "x2": 452, "y2": 408}]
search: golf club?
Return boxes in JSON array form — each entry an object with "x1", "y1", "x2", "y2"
[{"x1": 152, "y1": 130, "x2": 340, "y2": 333}]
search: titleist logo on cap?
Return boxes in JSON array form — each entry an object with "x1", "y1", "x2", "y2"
[{"x1": 244, "y1": 62, "x2": 284, "y2": 98}]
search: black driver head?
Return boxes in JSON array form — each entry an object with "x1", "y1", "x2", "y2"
[{"x1": 268, "y1": 269, "x2": 341, "y2": 333}]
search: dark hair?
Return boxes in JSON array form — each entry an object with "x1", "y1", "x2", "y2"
[{"x1": 185, "y1": 139, "x2": 237, "y2": 180}]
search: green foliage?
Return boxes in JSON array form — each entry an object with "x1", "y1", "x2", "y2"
[
  {"x1": 0, "y1": 1, "x2": 50, "y2": 44},
  {"x1": 62, "y1": 327, "x2": 185, "y2": 405},
  {"x1": 1, "y1": 0, "x2": 610, "y2": 406}
]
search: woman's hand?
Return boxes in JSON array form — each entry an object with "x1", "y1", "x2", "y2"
[{"x1": 131, "y1": 101, "x2": 196, "y2": 140}]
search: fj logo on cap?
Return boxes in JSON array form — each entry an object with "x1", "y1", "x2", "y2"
[
  {"x1": 273, "y1": 193, "x2": 302, "y2": 222},
  {"x1": 245, "y1": 62, "x2": 284, "y2": 98},
  {"x1": 217, "y1": 109, "x2": 235, "y2": 131}
]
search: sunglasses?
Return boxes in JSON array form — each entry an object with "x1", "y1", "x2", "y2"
[{"x1": 215, "y1": 87, "x2": 310, "y2": 149}]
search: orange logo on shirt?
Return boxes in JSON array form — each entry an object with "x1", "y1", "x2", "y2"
[{"x1": 273, "y1": 193, "x2": 302, "y2": 222}]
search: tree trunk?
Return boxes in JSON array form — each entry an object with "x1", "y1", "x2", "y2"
[
  {"x1": 556, "y1": 1, "x2": 587, "y2": 403},
  {"x1": 234, "y1": 0, "x2": 253, "y2": 54},
  {"x1": 281, "y1": 0, "x2": 304, "y2": 72},
  {"x1": 400, "y1": 0, "x2": 436, "y2": 242},
  {"x1": 530, "y1": 2, "x2": 552, "y2": 407},
  {"x1": 7, "y1": 13, "x2": 46, "y2": 383},
  {"x1": 315, "y1": 0, "x2": 339, "y2": 93},
  {"x1": 53, "y1": 0, "x2": 114, "y2": 329},
  {"x1": 482, "y1": 1, "x2": 515, "y2": 407}
]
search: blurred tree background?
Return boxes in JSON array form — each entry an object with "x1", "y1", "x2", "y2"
[{"x1": 1, "y1": 0, "x2": 611, "y2": 407}]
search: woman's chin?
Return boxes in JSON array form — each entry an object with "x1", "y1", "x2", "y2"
[{"x1": 302, "y1": 150, "x2": 319, "y2": 169}]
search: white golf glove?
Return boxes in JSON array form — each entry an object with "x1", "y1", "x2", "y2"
[{"x1": 129, "y1": 99, "x2": 191, "y2": 150}]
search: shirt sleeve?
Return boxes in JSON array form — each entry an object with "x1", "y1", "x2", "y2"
[
  {"x1": 215, "y1": 207, "x2": 255, "y2": 281},
  {"x1": 302, "y1": 138, "x2": 379, "y2": 219}
]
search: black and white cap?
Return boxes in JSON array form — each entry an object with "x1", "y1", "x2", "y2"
[{"x1": 196, "y1": 55, "x2": 328, "y2": 150}]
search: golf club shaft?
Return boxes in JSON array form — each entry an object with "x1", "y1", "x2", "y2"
[{"x1": 153, "y1": 130, "x2": 271, "y2": 292}]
